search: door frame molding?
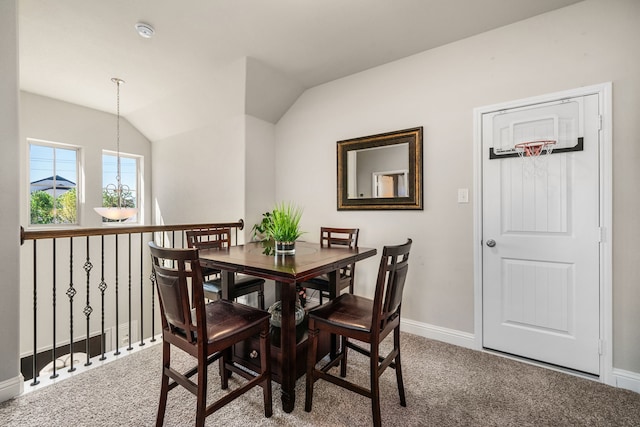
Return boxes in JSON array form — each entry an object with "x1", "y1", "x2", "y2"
[{"x1": 472, "y1": 82, "x2": 613, "y2": 384}]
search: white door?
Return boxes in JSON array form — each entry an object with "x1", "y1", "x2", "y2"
[{"x1": 482, "y1": 94, "x2": 601, "y2": 375}]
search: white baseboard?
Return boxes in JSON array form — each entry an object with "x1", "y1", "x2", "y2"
[
  {"x1": 613, "y1": 368, "x2": 640, "y2": 394},
  {"x1": 0, "y1": 374, "x2": 24, "y2": 403},
  {"x1": 401, "y1": 318, "x2": 475, "y2": 349}
]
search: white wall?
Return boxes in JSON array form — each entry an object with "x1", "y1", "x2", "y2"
[
  {"x1": 244, "y1": 115, "x2": 278, "y2": 305},
  {"x1": 0, "y1": 0, "x2": 22, "y2": 401},
  {"x1": 151, "y1": 60, "x2": 247, "y2": 226},
  {"x1": 275, "y1": 0, "x2": 640, "y2": 373},
  {"x1": 245, "y1": 115, "x2": 276, "y2": 235}
]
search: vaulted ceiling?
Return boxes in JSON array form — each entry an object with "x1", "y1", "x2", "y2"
[{"x1": 19, "y1": 0, "x2": 583, "y2": 141}]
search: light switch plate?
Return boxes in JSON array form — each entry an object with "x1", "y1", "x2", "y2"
[{"x1": 457, "y1": 188, "x2": 469, "y2": 203}]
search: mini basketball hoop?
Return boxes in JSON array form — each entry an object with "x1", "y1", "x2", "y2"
[
  {"x1": 514, "y1": 140, "x2": 556, "y2": 176},
  {"x1": 514, "y1": 140, "x2": 556, "y2": 158}
]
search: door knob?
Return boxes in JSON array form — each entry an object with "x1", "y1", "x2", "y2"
[{"x1": 486, "y1": 239, "x2": 496, "y2": 247}]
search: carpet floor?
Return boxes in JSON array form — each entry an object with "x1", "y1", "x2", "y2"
[{"x1": 1, "y1": 333, "x2": 638, "y2": 426}]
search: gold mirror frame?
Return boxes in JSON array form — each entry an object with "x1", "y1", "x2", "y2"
[{"x1": 337, "y1": 127, "x2": 423, "y2": 210}]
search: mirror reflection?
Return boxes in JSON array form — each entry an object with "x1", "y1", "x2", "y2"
[{"x1": 347, "y1": 144, "x2": 409, "y2": 199}]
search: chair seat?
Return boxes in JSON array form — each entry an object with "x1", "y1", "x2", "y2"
[
  {"x1": 200, "y1": 299, "x2": 271, "y2": 343},
  {"x1": 308, "y1": 293, "x2": 373, "y2": 333}
]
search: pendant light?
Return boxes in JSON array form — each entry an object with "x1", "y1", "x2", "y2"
[{"x1": 94, "y1": 78, "x2": 138, "y2": 221}]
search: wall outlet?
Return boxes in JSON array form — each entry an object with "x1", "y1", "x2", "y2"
[{"x1": 111, "y1": 320, "x2": 138, "y2": 350}]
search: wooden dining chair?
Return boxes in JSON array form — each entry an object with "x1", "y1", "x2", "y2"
[
  {"x1": 186, "y1": 228, "x2": 265, "y2": 309},
  {"x1": 303, "y1": 227, "x2": 359, "y2": 304},
  {"x1": 149, "y1": 242, "x2": 272, "y2": 427},
  {"x1": 305, "y1": 238, "x2": 412, "y2": 427}
]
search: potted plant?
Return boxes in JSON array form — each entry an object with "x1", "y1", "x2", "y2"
[
  {"x1": 263, "y1": 201, "x2": 304, "y2": 255},
  {"x1": 252, "y1": 202, "x2": 307, "y2": 307}
]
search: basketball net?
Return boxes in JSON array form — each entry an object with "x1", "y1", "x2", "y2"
[{"x1": 514, "y1": 140, "x2": 556, "y2": 176}]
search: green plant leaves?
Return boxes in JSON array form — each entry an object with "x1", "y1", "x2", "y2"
[{"x1": 258, "y1": 202, "x2": 304, "y2": 243}]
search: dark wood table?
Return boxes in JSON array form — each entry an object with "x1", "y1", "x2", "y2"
[{"x1": 198, "y1": 241, "x2": 376, "y2": 413}]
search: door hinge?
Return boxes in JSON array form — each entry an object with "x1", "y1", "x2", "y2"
[
  {"x1": 597, "y1": 227, "x2": 605, "y2": 243},
  {"x1": 598, "y1": 339, "x2": 605, "y2": 355},
  {"x1": 598, "y1": 114, "x2": 603, "y2": 130}
]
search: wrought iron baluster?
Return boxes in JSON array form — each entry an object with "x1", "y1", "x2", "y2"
[
  {"x1": 50, "y1": 239, "x2": 58, "y2": 379},
  {"x1": 99, "y1": 236, "x2": 107, "y2": 361},
  {"x1": 139, "y1": 232, "x2": 145, "y2": 347},
  {"x1": 127, "y1": 233, "x2": 133, "y2": 351},
  {"x1": 114, "y1": 235, "x2": 120, "y2": 356},
  {"x1": 149, "y1": 231, "x2": 157, "y2": 342},
  {"x1": 83, "y1": 236, "x2": 93, "y2": 366},
  {"x1": 31, "y1": 241, "x2": 39, "y2": 386},
  {"x1": 67, "y1": 237, "x2": 76, "y2": 373}
]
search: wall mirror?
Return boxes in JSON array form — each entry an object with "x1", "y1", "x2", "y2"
[{"x1": 337, "y1": 127, "x2": 423, "y2": 210}]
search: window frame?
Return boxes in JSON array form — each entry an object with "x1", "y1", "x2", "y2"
[{"x1": 27, "y1": 138, "x2": 82, "y2": 227}]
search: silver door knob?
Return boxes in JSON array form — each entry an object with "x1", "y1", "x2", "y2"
[{"x1": 486, "y1": 239, "x2": 496, "y2": 247}]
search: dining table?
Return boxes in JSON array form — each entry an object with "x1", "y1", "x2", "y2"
[{"x1": 198, "y1": 240, "x2": 377, "y2": 413}]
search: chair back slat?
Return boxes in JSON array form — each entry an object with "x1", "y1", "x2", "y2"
[
  {"x1": 320, "y1": 227, "x2": 359, "y2": 249},
  {"x1": 320, "y1": 227, "x2": 359, "y2": 281},
  {"x1": 149, "y1": 242, "x2": 204, "y2": 344},
  {"x1": 186, "y1": 228, "x2": 231, "y2": 250},
  {"x1": 374, "y1": 239, "x2": 412, "y2": 330}
]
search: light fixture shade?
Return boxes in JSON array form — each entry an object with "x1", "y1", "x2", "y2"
[{"x1": 94, "y1": 207, "x2": 138, "y2": 221}]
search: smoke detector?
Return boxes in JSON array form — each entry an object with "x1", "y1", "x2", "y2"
[{"x1": 134, "y1": 22, "x2": 155, "y2": 39}]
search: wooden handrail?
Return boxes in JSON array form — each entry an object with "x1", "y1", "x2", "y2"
[{"x1": 20, "y1": 219, "x2": 245, "y2": 244}]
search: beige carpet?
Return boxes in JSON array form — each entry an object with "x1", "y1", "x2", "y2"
[{"x1": 1, "y1": 333, "x2": 639, "y2": 426}]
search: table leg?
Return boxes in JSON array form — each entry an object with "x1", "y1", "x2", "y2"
[
  {"x1": 327, "y1": 270, "x2": 338, "y2": 299},
  {"x1": 220, "y1": 270, "x2": 234, "y2": 300},
  {"x1": 278, "y1": 279, "x2": 297, "y2": 413}
]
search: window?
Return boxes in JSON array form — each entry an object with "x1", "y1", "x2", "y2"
[
  {"x1": 29, "y1": 140, "x2": 79, "y2": 225},
  {"x1": 100, "y1": 152, "x2": 139, "y2": 223}
]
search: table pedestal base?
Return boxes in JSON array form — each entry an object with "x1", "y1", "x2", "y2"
[{"x1": 232, "y1": 321, "x2": 330, "y2": 412}]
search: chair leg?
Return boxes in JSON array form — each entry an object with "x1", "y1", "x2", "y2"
[
  {"x1": 258, "y1": 289, "x2": 265, "y2": 310},
  {"x1": 156, "y1": 341, "x2": 171, "y2": 427},
  {"x1": 259, "y1": 326, "x2": 273, "y2": 417},
  {"x1": 195, "y1": 348, "x2": 208, "y2": 427},
  {"x1": 370, "y1": 344, "x2": 382, "y2": 427},
  {"x1": 340, "y1": 336, "x2": 348, "y2": 378},
  {"x1": 305, "y1": 322, "x2": 319, "y2": 412},
  {"x1": 394, "y1": 327, "x2": 406, "y2": 406},
  {"x1": 220, "y1": 347, "x2": 232, "y2": 390}
]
